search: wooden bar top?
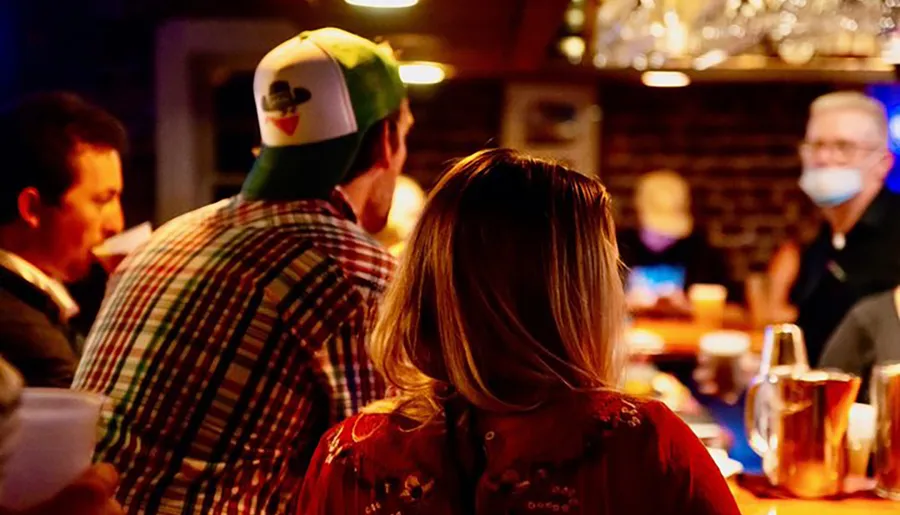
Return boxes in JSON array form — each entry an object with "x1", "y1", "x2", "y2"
[
  {"x1": 732, "y1": 485, "x2": 897, "y2": 514},
  {"x1": 730, "y1": 476, "x2": 897, "y2": 514},
  {"x1": 630, "y1": 314, "x2": 765, "y2": 356}
]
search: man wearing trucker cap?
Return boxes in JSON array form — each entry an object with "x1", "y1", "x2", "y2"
[{"x1": 74, "y1": 28, "x2": 412, "y2": 514}]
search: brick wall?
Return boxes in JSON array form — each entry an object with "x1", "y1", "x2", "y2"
[
  {"x1": 404, "y1": 80, "x2": 504, "y2": 188},
  {"x1": 600, "y1": 83, "x2": 840, "y2": 284},
  {"x1": 406, "y1": 81, "x2": 841, "y2": 287}
]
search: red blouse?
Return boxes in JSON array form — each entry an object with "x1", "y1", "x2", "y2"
[{"x1": 298, "y1": 391, "x2": 741, "y2": 514}]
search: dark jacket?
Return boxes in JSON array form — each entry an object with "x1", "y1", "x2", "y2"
[
  {"x1": 819, "y1": 290, "x2": 900, "y2": 402},
  {"x1": 0, "y1": 266, "x2": 79, "y2": 387},
  {"x1": 618, "y1": 228, "x2": 735, "y2": 300}
]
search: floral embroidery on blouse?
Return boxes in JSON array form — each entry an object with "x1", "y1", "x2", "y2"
[
  {"x1": 351, "y1": 413, "x2": 387, "y2": 443},
  {"x1": 485, "y1": 465, "x2": 582, "y2": 513},
  {"x1": 324, "y1": 425, "x2": 348, "y2": 465},
  {"x1": 313, "y1": 396, "x2": 651, "y2": 513},
  {"x1": 399, "y1": 474, "x2": 435, "y2": 503},
  {"x1": 592, "y1": 394, "x2": 644, "y2": 429}
]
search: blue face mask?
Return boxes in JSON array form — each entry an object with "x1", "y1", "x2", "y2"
[{"x1": 798, "y1": 167, "x2": 864, "y2": 207}]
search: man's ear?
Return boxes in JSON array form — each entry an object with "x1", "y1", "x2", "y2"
[
  {"x1": 16, "y1": 187, "x2": 42, "y2": 229},
  {"x1": 374, "y1": 119, "x2": 394, "y2": 170},
  {"x1": 877, "y1": 151, "x2": 896, "y2": 181}
]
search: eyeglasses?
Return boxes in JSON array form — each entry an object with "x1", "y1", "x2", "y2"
[{"x1": 798, "y1": 139, "x2": 882, "y2": 162}]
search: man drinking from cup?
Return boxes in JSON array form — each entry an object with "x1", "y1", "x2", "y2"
[{"x1": 0, "y1": 93, "x2": 125, "y2": 387}]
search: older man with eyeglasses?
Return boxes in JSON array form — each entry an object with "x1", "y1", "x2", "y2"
[
  {"x1": 788, "y1": 91, "x2": 900, "y2": 366},
  {"x1": 695, "y1": 91, "x2": 900, "y2": 410}
]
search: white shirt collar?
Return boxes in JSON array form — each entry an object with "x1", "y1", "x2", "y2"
[{"x1": 0, "y1": 249, "x2": 79, "y2": 321}]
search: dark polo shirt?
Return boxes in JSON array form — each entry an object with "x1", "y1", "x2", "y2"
[{"x1": 791, "y1": 188, "x2": 900, "y2": 365}]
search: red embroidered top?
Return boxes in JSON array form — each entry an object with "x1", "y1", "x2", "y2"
[{"x1": 298, "y1": 391, "x2": 741, "y2": 514}]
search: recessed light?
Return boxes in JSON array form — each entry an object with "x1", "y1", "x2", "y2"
[
  {"x1": 345, "y1": 0, "x2": 418, "y2": 8},
  {"x1": 398, "y1": 62, "x2": 446, "y2": 85},
  {"x1": 641, "y1": 71, "x2": 690, "y2": 87}
]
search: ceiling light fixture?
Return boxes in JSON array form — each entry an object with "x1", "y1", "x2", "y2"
[
  {"x1": 641, "y1": 71, "x2": 691, "y2": 87},
  {"x1": 398, "y1": 62, "x2": 446, "y2": 85},
  {"x1": 559, "y1": 36, "x2": 586, "y2": 63},
  {"x1": 693, "y1": 50, "x2": 728, "y2": 70},
  {"x1": 344, "y1": 0, "x2": 418, "y2": 8}
]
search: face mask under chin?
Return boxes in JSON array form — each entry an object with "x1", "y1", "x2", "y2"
[{"x1": 798, "y1": 167, "x2": 864, "y2": 208}]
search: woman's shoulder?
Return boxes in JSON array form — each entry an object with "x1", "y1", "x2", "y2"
[
  {"x1": 572, "y1": 391, "x2": 705, "y2": 463},
  {"x1": 301, "y1": 413, "x2": 453, "y2": 513},
  {"x1": 317, "y1": 411, "x2": 445, "y2": 469},
  {"x1": 321, "y1": 411, "x2": 418, "y2": 447},
  {"x1": 583, "y1": 390, "x2": 677, "y2": 431}
]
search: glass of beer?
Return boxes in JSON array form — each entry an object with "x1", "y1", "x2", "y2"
[
  {"x1": 872, "y1": 362, "x2": 900, "y2": 500},
  {"x1": 747, "y1": 370, "x2": 861, "y2": 499},
  {"x1": 697, "y1": 331, "x2": 750, "y2": 401},
  {"x1": 758, "y1": 323, "x2": 809, "y2": 377},
  {"x1": 688, "y1": 284, "x2": 727, "y2": 328}
]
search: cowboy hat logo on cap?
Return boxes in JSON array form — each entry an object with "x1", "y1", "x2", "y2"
[
  {"x1": 242, "y1": 27, "x2": 407, "y2": 200},
  {"x1": 261, "y1": 80, "x2": 312, "y2": 136}
]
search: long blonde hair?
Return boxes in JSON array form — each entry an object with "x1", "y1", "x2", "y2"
[{"x1": 367, "y1": 148, "x2": 625, "y2": 422}]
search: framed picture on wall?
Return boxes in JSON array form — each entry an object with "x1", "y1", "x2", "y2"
[{"x1": 500, "y1": 82, "x2": 601, "y2": 176}]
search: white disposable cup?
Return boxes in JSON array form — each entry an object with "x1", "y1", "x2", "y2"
[
  {"x1": 0, "y1": 388, "x2": 105, "y2": 510},
  {"x1": 846, "y1": 402, "x2": 876, "y2": 477}
]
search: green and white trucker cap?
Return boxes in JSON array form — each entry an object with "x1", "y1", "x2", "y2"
[{"x1": 242, "y1": 28, "x2": 406, "y2": 200}]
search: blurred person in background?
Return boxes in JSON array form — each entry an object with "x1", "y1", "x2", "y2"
[
  {"x1": 74, "y1": 28, "x2": 411, "y2": 513},
  {"x1": 299, "y1": 149, "x2": 740, "y2": 515},
  {"x1": 373, "y1": 174, "x2": 426, "y2": 256},
  {"x1": 618, "y1": 169, "x2": 731, "y2": 313},
  {"x1": 697, "y1": 91, "x2": 900, "y2": 401},
  {"x1": 786, "y1": 91, "x2": 900, "y2": 366},
  {"x1": 0, "y1": 93, "x2": 125, "y2": 387},
  {"x1": 818, "y1": 285, "x2": 900, "y2": 401}
]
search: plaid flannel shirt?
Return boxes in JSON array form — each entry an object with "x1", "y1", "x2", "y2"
[{"x1": 73, "y1": 189, "x2": 393, "y2": 514}]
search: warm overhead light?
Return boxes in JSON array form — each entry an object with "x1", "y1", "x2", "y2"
[
  {"x1": 398, "y1": 62, "x2": 446, "y2": 85},
  {"x1": 559, "y1": 36, "x2": 586, "y2": 63},
  {"x1": 693, "y1": 50, "x2": 728, "y2": 70},
  {"x1": 344, "y1": 0, "x2": 418, "y2": 8},
  {"x1": 565, "y1": 8, "x2": 585, "y2": 31},
  {"x1": 641, "y1": 71, "x2": 690, "y2": 87}
]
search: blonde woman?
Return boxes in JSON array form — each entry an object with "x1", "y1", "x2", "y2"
[{"x1": 298, "y1": 149, "x2": 739, "y2": 514}]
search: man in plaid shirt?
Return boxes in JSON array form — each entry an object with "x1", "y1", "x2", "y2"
[{"x1": 73, "y1": 28, "x2": 413, "y2": 514}]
